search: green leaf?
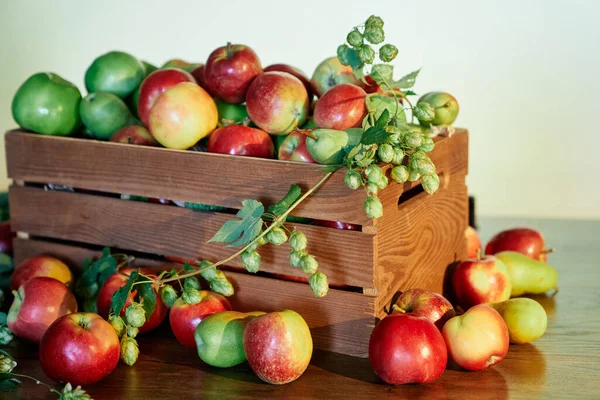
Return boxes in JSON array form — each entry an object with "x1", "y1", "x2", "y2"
[
  {"x1": 365, "y1": 94, "x2": 406, "y2": 122},
  {"x1": 110, "y1": 270, "x2": 139, "y2": 316},
  {"x1": 391, "y1": 68, "x2": 421, "y2": 89},
  {"x1": 0, "y1": 313, "x2": 6, "y2": 325},
  {"x1": 375, "y1": 109, "x2": 390, "y2": 129},
  {"x1": 320, "y1": 164, "x2": 344, "y2": 173},
  {"x1": 268, "y1": 185, "x2": 301, "y2": 217},
  {"x1": 404, "y1": 90, "x2": 417, "y2": 96},
  {"x1": 360, "y1": 126, "x2": 388, "y2": 145},
  {"x1": 0, "y1": 377, "x2": 20, "y2": 392},
  {"x1": 183, "y1": 262, "x2": 192, "y2": 271},
  {"x1": 370, "y1": 64, "x2": 393, "y2": 86},
  {"x1": 209, "y1": 199, "x2": 265, "y2": 247},
  {"x1": 169, "y1": 268, "x2": 178, "y2": 276},
  {"x1": 97, "y1": 257, "x2": 117, "y2": 287},
  {"x1": 0, "y1": 254, "x2": 13, "y2": 274},
  {"x1": 136, "y1": 280, "x2": 157, "y2": 321},
  {"x1": 228, "y1": 218, "x2": 262, "y2": 247}
]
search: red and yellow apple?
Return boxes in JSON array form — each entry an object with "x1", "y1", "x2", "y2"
[
  {"x1": 313, "y1": 83, "x2": 367, "y2": 130},
  {"x1": 465, "y1": 226, "x2": 482, "y2": 259},
  {"x1": 392, "y1": 288, "x2": 455, "y2": 330},
  {"x1": 442, "y1": 304, "x2": 509, "y2": 371},
  {"x1": 311, "y1": 56, "x2": 361, "y2": 97},
  {"x1": 7, "y1": 277, "x2": 78, "y2": 343},
  {"x1": 10, "y1": 255, "x2": 73, "y2": 291},
  {"x1": 452, "y1": 254, "x2": 511, "y2": 310},
  {"x1": 485, "y1": 227, "x2": 551, "y2": 262},
  {"x1": 264, "y1": 63, "x2": 314, "y2": 101},
  {"x1": 207, "y1": 125, "x2": 274, "y2": 158},
  {"x1": 277, "y1": 130, "x2": 315, "y2": 162},
  {"x1": 110, "y1": 125, "x2": 159, "y2": 146}
]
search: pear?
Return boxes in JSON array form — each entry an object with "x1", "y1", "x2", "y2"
[
  {"x1": 488, "y1": 298, "x2": 547, "y2": 344},
  {"x1": 344, "y1": 128, "x2": 363, "y2": 146},
  {"x1": 305, "y1": 128, "x2": 349, "y2": 164},
  {"x1": 495, "y1": 251, "x2": 558, "y2": 297}
]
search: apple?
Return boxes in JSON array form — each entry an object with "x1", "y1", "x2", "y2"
[
  {"x1": 363, "y1": 75, "x2": 384, "y2": 94},
  {"x1": 97, "y1": 267, "x2": 168, "y2": 334},
  {"x1": 313, "y1": 220, "x2": 361, "y2": 231},
  {"x1": 264, "y1": 63, "x2": 314, "y2": 101},
  {"x1": 442, "y1": 304, "x2": 509, "y2": 371},
  {"x1": 392, "y1": 288, "x2": 455, "y2": 330},
  {"x1": 110, "y1": 125, "x2": 159, "y2": 146},
  {"x1": 137, "y1": 68, "x2": 196, "y2": 126},
  {"x1": 369, "y1": 313, "x2": 447, "y2": 385},
  {"x1": 485, "y1": 227, "x2": 552, "y2": 262},
  {"x1": 40, "y1": 312, "x2": 120, "y2": 385},
  {"x1": 417, "y1": 92, "x2": 459, "y2": 126},
  {"x1": 204, "y1": 43, "x2": 263, "y2": 104},
  {"x1": 190, "y1": 64, "x2": 208, "y2": 91},
  {"x1": 170, "y1": 290, "x2": 232, "y2": 349},
  {"x1": 277, "y1": 131, "x2": 316, "y2": 162},
  {"x1": 85, "y1": 51, "x2": 145, "y2": 99},
  {"x1": 148, "y1": 82, "x2": 218, "y2": 149},
  {"x1": 313, "y1": 83, "x2": 367, "y2": 130},
  {"x1": 10, "y1": 255, "x2": 73, "y2": 291},
  {"x1": 161, "y1": 59, "x2": 200, "y2": 72},
  {"x1": 246, "y1": 71, "x2": 309, "y2": 135},
  {"x1": 311, "y1": 56, "x2": 362, "y2": 97},
  {"x1": 244, "y1": 310, "x2": 312, "y2": 384},
  {"x1": 7, "y1": 277, "x2": 77, "y2": 343},
  {"x1": 466, "y1": 226, "x2": 482, "y2": 258},
  {"x1": 207, "y1": 125, "x2": 274, "y2": 158}
]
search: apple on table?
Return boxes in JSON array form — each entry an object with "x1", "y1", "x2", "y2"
[
  {"x1": 10, "y1": 255, "x2": 73, "y2": 291},
  {"x1": 392, "y1": 288, "x2": 455, "y2": 330}
]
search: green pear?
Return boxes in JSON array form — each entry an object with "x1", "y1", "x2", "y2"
[
  {"x1": 488, "y1": 298, "x2": 547, "y2": 344},
  {"x1": 305, "y1": 129, "x2": 349, "y2": 164},
  {"x1": 344, "y1": 128, "x2": 363, "y2": 146},
  {"x1": 495, "y1": 251, "x2": 558, "y2": 297}
]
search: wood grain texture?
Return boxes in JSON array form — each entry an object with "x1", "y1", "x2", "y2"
[
  {"x1": 5, "y1": 129, "x2": 467, "y2": 226},
  {"x1": 12, "y1": 238, "x2": 375, "y2": 358},
  {"x1": 9, "y1": 186, "x2": 374, "y2": 288},
  {"x1": 6, "y1": 219, "x2": 600, "y2": 399}
]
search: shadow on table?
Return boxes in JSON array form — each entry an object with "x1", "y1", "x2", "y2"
[{"x1": 311, "y1": 349, "x2": 377, "y2": 383}]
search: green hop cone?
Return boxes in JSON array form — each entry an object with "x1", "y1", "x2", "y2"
[
  {"x1": 410, "y1": 156, "x2": 436, "y2": 175},
  {"x1": 392, "y1": 147, "x2": 405, "y2": 165},
  {"x1": 409, "y1": 170, "x2": 421, "y2": 182},
  {"x1": 404, "y1": 130, "x2": 423, "y2": 149},
  {"x1": 120, "y1": 336, "x2": 139, "y2": 366},
  {"x1": 241, "y1": 250, "x2": 261, "y2": 273},
  {"x1": 184, "y1": 276, "x2": 201, "y2": 290},
  {"x1": 364, "y1": 27, "x2": 385, "y2": 45},
  {"x1": 357, "y1": 44, "x2": 375, "y2": 64},
  {"x1": 376, "y1": 174, "x2": 389, "y2": 190},
  {"x1": 391, "y1": 165, "x2": 410, "y2": 183},
  {"x1": 364, "y1": 195, "x2": 383, "y2": 219},
  {"x1": 210, "y1": 271, "x2": 234, "y2": 297},
  {"x1": 344, "y1": 169, "x2": 362, "y2": 190},
  {"x1": 60, "y1": 383, "x2": 92, "y2": 400},
  {"x1": 289, "y1": 251, "x2": 304, "y2": 268},
  {"x1": 385, "y1": 132, "x2": 401, "y2": 144},
  {"x1": 309, "y1": 272, "x2": 329, "y2": 298},
  {"x1": 125, "y1": 303, "x2": 146, "y2": 328},
  {"x1": 182, "y1": 287, "x2": 202, "y2": 305},
  {"x1": 379, "y1": 44, "x2": 399, "y2": 63},
  {"x1": 366, "y1": 164, "x2": 384, "y2": 183},
  {"x1": 347, "y1": 29, "x2": 364, "y2": 47},
  {"x1": 418, "y1": 136, "x2": 435, "y2": 152},
  {"x1": 300, "y1": 254, "x2": 319, "y2": 274},
  {"x1": 199, "y1": 261, "x2": 216, "y2": 281},
  {"x1": 289, "y1": 231, "x2": 308, "y2": 252},
  {"x1": 367, "y1": 182, "x2": 379, "y2": 195},
  {"x1": 0, "y1": 353, "x2": 16, "y2": 373},
  {"x1": 0, "y1": 325, "x2": 14, "y2": 345},
  {"x1": 127, "y1": 325, "x2": 139, "y2": 339},
  {"x1": 422, "y1": 173, "x2": 441, "y2": 194},
  {"x1": 413, "y1": 102, "x2": 435, "y2": 123},
  {"x1": 160, "y1": 284, "x2": 178, "y2": 308},
  {"x1": 378, "y1": 143, "x2": 394, "y2": 163},
  {"x1": 108, "y1": 315, "x2": 125, "y2": 338},
  {"x1": 266, "y1": 227, "x2": 287, "y2": 246},
  {"x1": 337, "y1": 44, "x2": 351, "y2": 66},
  {"x1": 366, "y1": 15, "x2": 384, "y2": 30}
]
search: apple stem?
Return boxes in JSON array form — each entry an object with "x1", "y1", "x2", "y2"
[
  {"x1": 541, "y1": 248, "x2": 556, "y2": 254},
  {"x1": 225, "y1": 42, "x2": 233, "y2": 58},
  {"x1": 476, "y1": 248, "x2": 482, "y2": 261},
  {"x1": 391, "y1": 304, "x2": 405, "y2": 314},
  {"x1": 294, "y1": 127, "x2": 318, "y2": 141}
]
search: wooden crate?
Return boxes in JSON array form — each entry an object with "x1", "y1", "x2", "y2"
[{"x1": 4, "y1": 129, "x2": 469, "y2": 357}]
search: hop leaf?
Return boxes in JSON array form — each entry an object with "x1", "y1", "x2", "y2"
[
  {"x1": 184, "y1": 277, "x2": 201, "y2": 290},
  {"x1": 422, "y1": 173, "x2": 441, "y2": 194},
  {"x1": 289, "y1": 231, "x2": 308, "y2": 252},
  {"x1": 370, "y1": 64, "x2": 393, "y2": 86},
  {"x1": 160, "y1": 285, "x2": 178, "y2": 308},
  {"x1": 182, "y1": 287, "x2": 202, "y2": 305},
  {"x1": 266, "y1": 227, "x2": 287, "y2": 246},
  {"x1": 379, "y1": 44, "x2": 399, "y2": 62},
  {"x1": 391, "y1": 69, "x2": 421, "y2": 89},
  {"x1": 0, "y1": 353, "x2": 16, "y2": 373},
  {"x1": 241, "y1": 250, "x2": 261, "y2": 273},
  {"x1": 120, "y1": 336, "x2": 139, "y2": 366},
  {"x1": 365, "y1": 15, "x2": 384, "y2": 30},
  {"x1": 269, "y1": 184, "x2": 301, "y2": 217},
  {"x1": 363, "y1": 196, "x2": 383, "y2": 219},
  {"x1": 364, "y1": 27, "x2": 385, "y2": 44},
  {"x1": 209, "y1": 199, "x2": 264, "y2": 247},
  {"x1": 391, "y1": 165, "x2": 410, "y2": 183},
  {"x1": 309, "y1": 272, "x2": 329, "y2": 298},
  {"x1": 413, "y1": 102, "x2": 435, "y2": 122},
  {"x1": 346, "y1": 29, "x2": 364, "y2": 47},
  {"x1": 344, "y1": 169, "x2": 362, "y2": 190},
  {"x1": 357, "y1": 44, "x2": 375, "y2": 64},
  {"x1": 124, "y1": 303, "x2": 146, "y2": 328},
  {"x1": 60, "y1": 383, "x2": 92, "y2": 400},
  {"x1": 377, "y1": 143, "x2": 394, "y2": 163},
  {"x1": 300, "y1": 254, "x2": 319, "y2": 274},
  {"x1": 289, "y1": 251, "x2": 304, "y2": 268},
  {"x1": 108, "y1": 315, "x2": 125, "y2": 338}
]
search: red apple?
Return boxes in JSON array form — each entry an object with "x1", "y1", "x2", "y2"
[
  {"x1": 0, "y1": 221, "x2": 13, "y2": 253},
  {"x1": 204, "y1": 43, "x2": 263, "y2": 104},
  {"x1": 485, "y1": 227, "x2": 552, "y2": 262},
  {"x1": 246, "y1": 71, "x2": 309, "y2": 135},
  {"x1": 97, "y1": 267, "x2": 168, "y2": 334},
  {"x1": 452, "y1": 254, "x2": 511, "y2": 310},
  {"x1": 264, "y1": 63, "x2": 314, "y2": 101},
  {"x1": 137, "y1": 68, "x2": 196, "y2": 126},
  {"x1": 10, "y1": 255, "x2": 73, "y2": 291},
  {"x1": 363, "y1": 75, "x2": 385, "y2": 94},
  {"x1": 7, "y1": 277, "x2": 77, "y2": 343},
  {"x1": 466, "y1": 226, "x2": 482, "y2": 259},
  {"x1": 313, "y1": 220, "x2": 361, "y2": 231},
  {"x1": 311, "y1": 56, "x2": 362, "y2": 97},
  {"x1": 442, "y1": 304, "x2": 509, "y2": 371},
  {"x1": 110, "y1": 125, "x2": 159, "y2": 146},
  {"x1": 392, "y1": 288, "x2": 456, "y2": 330},
  {"x1": 190, "y1": 64, "x2": 208, "y2": 91},
  {"x1": 369, "y1": 313, "x2": 447, "y2": 385},
  {"x1": 207, "y1": 125, "x2": 274, "y2": 158},
  {"x1": 169, "y1": 290, "x2": 232, "y2": 349},
  {"x1": 277, "y1": 131, "x2": 316, "y2": 162},
  {"x1": 244, "y1": 310, "x2": 312, "y2": 384},
  {"x1": 148, "y1": 82, "x2": 218, "y2": 149},
  {"x1": 40, "y1": 312, "x2": 120, "y2": 385},
  {"x1": 313, "y1": 83, "x2": 367, "y2": 130}
]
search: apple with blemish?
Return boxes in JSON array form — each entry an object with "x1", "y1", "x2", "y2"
[
  {"x1": 110, "y1": 125, "x2": 159, "y2": 146},
  {"x1": 278, "y1": 130, "x2": 315, "y2": 162},
  {"x1": 207, "y1": 125, "x2": 274, "y2": 158},
  {"x1": 10, "y1": 255, "x2": 73, "y2": 291},
  {"x1": 264, "y1": 64, "x2": 314, "y2": 101},
  {"x1": 310, "y1": 56, "x2": 362, "y2": 97},
  {"x1": 392, "y1": 288, "x2": 455, "y2": 330},
  {"x1": 313, "y1": 83, "x2": 367, "y2": 130},
  {"x1": 246, "y1": 71, "x2": 309, "y2": 135}
]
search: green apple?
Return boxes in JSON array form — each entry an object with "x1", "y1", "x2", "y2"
[
  {"x1": 214, "y1": 98, "x2": 249, "y2": 126},
  {"x1": 85, "y1": 51, "x2": 145, "y2": 99},
  {"x1": 417, "y1": 92, "x2": 459, "y2": 126},
  {"x1": 80, "y1": 92, "x2": 133, "y2": 140},
  {"x1": 12, "y1": 72, "x2": 82, "y2": 136},
  {"x1": 142, "y1": 60, "x2": 158, "y2": 77}
]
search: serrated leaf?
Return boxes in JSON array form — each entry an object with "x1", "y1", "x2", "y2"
[
  {"x1": 236, "y1": 199, "x2": 264, "y2": 220},
  {"x1": 209, "y1": 200, "x2": 265, "y2": 247},
  {"x1": 97, "y1": 257, "x2": 117, "y2": 287},
  {"x1": 375, "y1": 109, "x2": 390, "y2": 129},
  {"x1": 268, "y1": 185, "x2": 301, "y2": 217},
  {"x1": 110, "y1": 270, "x2": 138, "y2": 316},
  {"x1": 320, "y1": 164, "x2": 344, "y2": 173},
  {"x1": 404, "y1": 90, "x2": 417, "y2": 96},
  {"x1": 370, "y1": 64, "x2": 393, "y2": 86},
  {"x1": 360, "y1": 126, "x2": 388, "y2": 145},
  {"x1": 391, "y1": 68, "x2": 421, "y2": 89},
  {"x1": 228, "y1": 218, "x2": 262, "y2": 247},
  {"x1": 353, "y1": 68, "x2": 368, "y2": 85},
  {"x1": 344, "y1": 48, "x2": 363, "y2": 70},
  {"x1": 136, "y1": 280, "x2": 157, "y2": 320},
  {"x1": 365, "y1": 94, "x2": 406, "y2": 122}
]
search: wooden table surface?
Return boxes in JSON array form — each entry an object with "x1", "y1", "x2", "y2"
[{"x1": 2, "y1": 217, "x2": 599, "y2": 400}]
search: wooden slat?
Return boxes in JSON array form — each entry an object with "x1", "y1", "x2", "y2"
[
  {"x1": 5, "y1": 129, "x2": 468, "y2": 226},
  {"x1": 9, "y1": 186, "x2": 374, "y2": 288},
  {"x1": 12, "y1": 238, "x2": 375, "y2": 357}
]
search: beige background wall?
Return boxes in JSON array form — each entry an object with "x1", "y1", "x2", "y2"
[{"x1": 0, "y1": 0, "x2": 598, "y2": 219}]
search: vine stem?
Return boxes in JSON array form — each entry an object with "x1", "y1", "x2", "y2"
[
  {"x1": 6, "y1": 373, "x2": 61, "y2": 395},
  {"x1": 159, "y1": 171, "x2": 335, "y2": 285}
]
